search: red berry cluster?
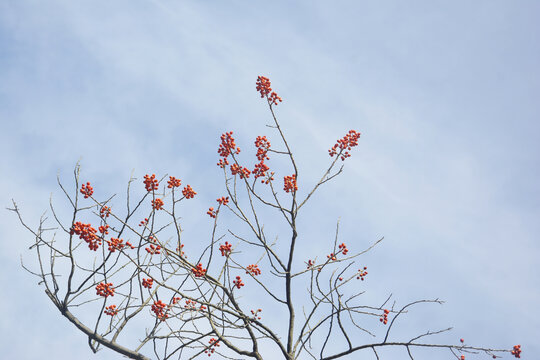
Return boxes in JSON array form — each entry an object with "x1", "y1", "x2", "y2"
[
  {"x1": 327, "y1": 253, "x2": 337, "y2": 261},
  {"x1": 256, "y1": 76, "x2": 272, "y2": 98},
  {"x1": 151, "y1": 198, "x2": 164, "y2": 210},
  {"x1": 230, "y1": 163, "x2": 251, "y2": 179},
  {"x1": 256, "y1": 76, "x2": 282, "y2": 105},
  {"x1": 219, "y1": 242, "x2": 232, "y2": 257},
  {"x1": 80, "y1": 182, "x2": 94, "y2": 198},
  {"x1": 184, "y1": 299, "x2": 197, "y2": 309},
  {"x1": 233, "y1": 276, "x2": 245, "y2": 289},
  {"x1": 338, "y1": 243, "x2": 349, "y2": 255},
  {"x1": 100, "y1": 205, "x2": 111, "y2": 218},
  {"x1": 216, "y1": 196, "x2": 229, "y2": 205},
  {"x1": 511, "y1": 345, "x2": 522, "y2": 358},
  {"x1": 139, "y1": 218, "x2": 149, "y2": 227},
  {"x1": 461, "y1": 356, "x2": 465, "y2": 360},
  {"x1": 171, "y1": 296, "x2": 182, "y2": 305},
  {"x1": 253, "y1": 136, "x2": 274, "y2": 183},
  {"x1": 143, "y1": 174, "x2": 159, "y2": 192},
  {"x1": 246, "y1": 264, "x2": 261, "y2": 276},
  {"x1": 106, "y1": 237, "x2": 128, "y2": 252},
  {"x1": 184, "y1": 299, "x2": 206, "y2": 311},
  {"x1": 250, "y1": 308, "x2": 262, "y2": 320},
  {"x1": 176, "y1": 244, "x2": 186, "y2": 257},
  {"x1": 207, "y1": 207, "x2": 217, "y2": 218},
  {"x1": 269, "y1": 92, "x2": 283, "y2": 106},
  {"x1": 167, "y1": 176, "x2": 181, "y2": 188},
  {"x1": 70, "y1": 222, "x2": 101, "y2": 251},
  {"x1": 283, "y1": 174, "x2": 298, "y2": 193},
  {"x1": 98, "y1": 224, "x2": 109, "y2": 234},
  {"x1": 145, "y1": 244, "x2": 161, "y2": 255},
  {"x1": 96, "y1": 282, "x2": 115, "y2": 297},
  {"x1": 151, "y1": 300, "x2": 168, "y2": 320},
  {"x1": 328, "y1": 130, "x2": 361, "y2": 161},
  {"x1": 104, "y1": 305, "x2": 118, "y2": 316},
  {"x1": 306, "y1": 259, "x2": 315, "y2": 269},
  {"x1": 205, "y1": 338, "x2": 220, "y2": 357},
  {"x1": 182, "y1": 185, "x2": 197, "y2": 199},
  {"x1": 218, "y1": 131, "x2": 240, "y2": 161},
  {"x1": 192, "y1": 263, "x2": 207, "y2": 277},
  {"x1": 357, "y1": 266, "x2": 368, "y2": 280},
  {"x1": 217, "y1": 158, "x2": 229, "y2": 168},
  {"x1": 380, "y1": 309, "x2": 390, "y2": 325},
  {"x1": 142, "y1": 278, "x2": 153, "y2": 289},
  {"x1": 253, "y1": 162, "x2": 273, "y2": 184},
  {"x1": 255, "y1": 136, "x2": 271, "y2": 161}
]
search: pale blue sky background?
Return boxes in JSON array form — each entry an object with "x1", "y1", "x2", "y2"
[{"x1": 1, "y1": 1, "x2": 539, "y2": 359}]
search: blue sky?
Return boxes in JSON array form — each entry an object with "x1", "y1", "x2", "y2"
[{"x1": 1, "y1": 1, "x2": 539, "y2": 359}]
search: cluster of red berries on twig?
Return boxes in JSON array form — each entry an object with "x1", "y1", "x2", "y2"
[
  {"x1": 151, "y1": 300, "x2": 168, "y2": 320},
  {"x1": 246, "y1": 264, "x2": 261, "y2": 276},
  {"x1": 306, "y1": 259, "x2": 315, "y2": 269},
  {"x1": 269, "y1": 93, "x2": 282, "y2": 106},
  {"x1": 338, "y1": 242, "x2": 348, "y2": 255},
  {"x1": 256, "y1": 76, "x2": 282, "y2": 105},
  {"x1": 142, "y1": 278, "x2": 153, "y2": 289},
  {"x1": 207, "y1": 207, "x2": 217, "y2": 218},
  {"x1": 145, "y1": 243, "x2": 161, "y2": 255},
  {"x1": 106, "y1": 237, "x2": 133, "y2": 252},
  {"x1": 171, "y1": 296, "x2": 182, "y2": 305},
  {"x1": 139, "y1": 218, "x2": 149, "y2": 227},
  {"x1": 250, "y1": 308, "x2": 262, "y2": 320},
  {"x1": 70, "y1": 221, "x2": 101, "y2": 251},
  {"x1": 511, "y1": 345, "x2": 522, "y2": 358},
  {"x1": 256, "y1": 76, "x2": 272, "y2": 97},
  {"x1": 167, "y1": 176, "x2": 181, "y2": 188},
  {"x1": 96, "y1": 282, "x2": 115, "y2": 297},
  {"x1": 216, "y1": 196, "x2": 229, "y2": 205},
  {"x1": 357, "y1": 266, "x2": 368, "y2": 280},
  {"x1": 80, "y1": 182, "x2": 94, "y2": 198},
  {"x1": 253, "y1": 162, "x2": 273, "y2": 184},
  {"x1": 104, "y1": 305, "x2": 118, "y2": 316},
  {"x1": 98, "y1": 224, "x2": 109, "y2": 234},
  {"x1": 218, "y1": 131, "x2": 240, "y2": 160},
  {"x1": 255, "y1": 136, "x2": 271, "y2": 161},
  {"x1": 219, "y1": 242, "x2": 232, "y2": 257},
  {"x1": 283, "y1": 174, "x2": 298, "y2": 193},
  {"x1": 233, "y1": 276, "x2": 245, "y2": 289},
  {"x1": 182, "y1": 185, "x2": 197, "y2": 199},
  {"x1": 192, "y1": 263, "x2": 207, "y2": 277},
  {"x1": 217, "y1": 158, "x2": 229, "y2": 168},
  {"x1": 380, "y1": 309, "x2": 390, "y2": 325},
  {"x1": 176, "y1": 244, "x2": 186, "y2": 258},
  {"x1": 253, "y1": 135, "x2": 273, "y2": 183},
  {"x1": 184, "y1": 299, "x2": 206, "y2": 311},
  {"x1": 205, "y1": 338, "x2": 220, "y2": 356},
  {"x1": 152, "y1": 198, "x2": 164, "y2": 210},
  {"x1": 143, "y1": 174, "x2": 159, "y2": 192},
  {"x1": 99, "y1": 205, "x2": 111, "y2": 218},
  {"x1": 230, "y1": 163, "x2": 251, "y2": 179},
  {"x1": 328, "y1": 130, "x2": 361, "y2": 161}
]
